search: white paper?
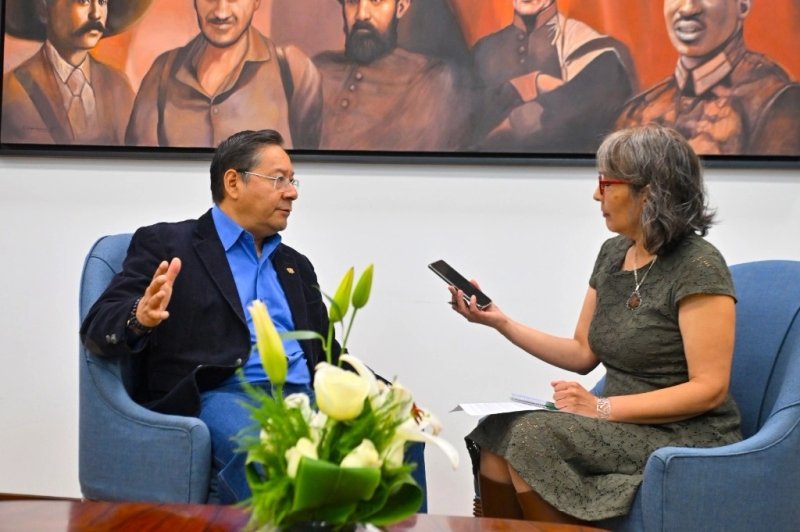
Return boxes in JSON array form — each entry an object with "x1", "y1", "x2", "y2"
[
  {"x1": 453, "y1": 392, "x2": 559, "y2": 417},
  {"x1": 451, "y1": 401, "x2": 546, "y2": 417}
]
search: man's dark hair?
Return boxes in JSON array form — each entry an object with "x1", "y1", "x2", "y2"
[{"x1": 210, "y1": 129, "x2": 284, "y2": 203}]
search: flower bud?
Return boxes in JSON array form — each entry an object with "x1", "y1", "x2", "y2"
[
  {"x1": 285, "y1": 437, "x2": 318, "y2": 478},
  {"x1": 340, "y1": 439, "x2": 381, "y2": 469},
  {"x1": 248, "y1": 300, "x2": 287, "y2": 386},
  {"x1": 351, "y1": 264, "x2": 374, "y2": 309},
  {"x1": 328, "y1": 267, "x2": 354, "y2": 323},
  {"x1": 314, "y1": 362, "x2": 369, "y2": 421}
]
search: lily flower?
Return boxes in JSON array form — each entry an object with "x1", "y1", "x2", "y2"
[
  {"x1": 285, "y1": 393, "x2": 314, "y2": 423},
  {"x1": 285, "y1": 437, "x2": 318, "y2": 478},
  {"x1": 340, "y1": 354, "x2": 380, "y2": 399},
  {"x1": 340, "y1": 439, "x2": 381, "y2": 469},
  {"x1": 351, "y1": 264, "x2": 374, "y2": 309},
  {"x1": 314, "y1": 361, "x2": 369, "y2": 421},
  {"x1": 386, "y1": 414, "x2": 459, "y2": 469},
  {"x1": 248, "y1": 300, "x2": 287, "y2": 386},
  {"x1": 329, "y1": 267, "x2": 354, "y2": 323}
]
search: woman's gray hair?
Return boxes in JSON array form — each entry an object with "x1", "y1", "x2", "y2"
[{"x1": 596, "y1": 124, "x2": 715, "y2": 254}]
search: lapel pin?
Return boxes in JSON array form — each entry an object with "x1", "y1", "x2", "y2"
[{"x1": 286, "y1": 267, "x2": 295, "y2": 274}]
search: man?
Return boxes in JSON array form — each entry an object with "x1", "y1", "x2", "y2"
[
  {"x1": 472, "y1": 0, "x2": 636, "y2": 153},
  {"x1": 81, "y1": 130, "x2": 331, "y2": 503},
  {"x1": 125, "y1": 0, "x2": 322, "y2": 149},
  {"x1": 80, "y1": 129, "x2": 427, "y2": 507},
  {"x1": 1, "y1": 0, "x2": 149, "y2": 145},
  {"x1": 617, "y1": 0, "x2": 800, "y2": 155},
  {"x1": 313, "y1": 0, "x2": 471, "y2": 151}
]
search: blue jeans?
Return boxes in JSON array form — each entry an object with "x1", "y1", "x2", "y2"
[
  {"x1": 200, "y1": 381, "x2": 314, "y2": 504},
  {"x1": 199, "y1": 381, "x2": 428, "y2": 511}
]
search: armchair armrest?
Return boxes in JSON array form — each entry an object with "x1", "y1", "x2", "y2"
[
  {"x1": 639, "y1": 404, "x2": 800, "y2": 532},
  {"x1": 79, "y1": 349, "x2": 211, "y2": 503}
]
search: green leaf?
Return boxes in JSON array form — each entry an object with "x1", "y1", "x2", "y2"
[
  {"x1": 351, "y1": 264, "x2": 374, "y2": 309},
  {"x1": 291, "y1": 457, "x2": 381, "y2": 515},
  {"x1": 280, "y1": 330, "x2": 326, "y2": 342},
  {"x1": 359, "y1": 472, "x2": 422, "y2": 526}
]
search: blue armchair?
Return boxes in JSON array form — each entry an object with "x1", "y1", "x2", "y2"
[
  {"x1": 598, "y1": 260, "x2": 800, "y2": 531},
  {"x1": 79, "y1": 234, "x2": 212, "y2": 503}
]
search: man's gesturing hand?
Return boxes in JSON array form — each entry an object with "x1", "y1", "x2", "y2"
[{"x1": 136, "y1": 258, "x2": 182, "y2": 328}]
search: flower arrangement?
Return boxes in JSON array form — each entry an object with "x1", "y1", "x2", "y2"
[{"x1": 240, "y1": 265, "x2": 458, "y2": 530}]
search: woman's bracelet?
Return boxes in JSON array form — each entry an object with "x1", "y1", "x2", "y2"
[{"x1": 596, "y1": 397, "x2": 611, "y2": 420}]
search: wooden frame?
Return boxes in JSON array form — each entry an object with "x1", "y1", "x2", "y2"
[{"x1": 1, "y1": 0, "x2": 798, "y2": 166}]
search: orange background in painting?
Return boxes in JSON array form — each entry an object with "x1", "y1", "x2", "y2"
[{"x1": 3, "y1": 0, "x2": 799, "y2": 100}]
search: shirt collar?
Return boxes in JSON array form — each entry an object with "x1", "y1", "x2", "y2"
[
  {"x1": 512, "y1": 3, "x2": 558, "y2": 33},
  {"x1": 675, "y1": 31, "x2": 745, "y2": 96},
  {"x1": 211, "y1": 205, "x2": 282, "y2": 255},
  {"x1": 44, "y1": 41, "x2": 91, "y2": 84}
]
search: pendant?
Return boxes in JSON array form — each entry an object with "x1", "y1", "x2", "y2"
[{"x1": 626, "y1": 290, "x2": 641, "y2": 310}]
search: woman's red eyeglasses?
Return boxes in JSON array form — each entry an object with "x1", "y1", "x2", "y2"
[{"x1": 597, "y1": 174, "x2": 629, "y2": 195}]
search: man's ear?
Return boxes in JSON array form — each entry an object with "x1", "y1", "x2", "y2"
[
  {"x1": 223, "y1": 169, "x2": 242, "y2": 200},
  {"x1": 738, "y1": 0, "x2": 752, "y2": 19},
  {"x1": 396, "y1": 0, "x2": 412, "y2": 20}
]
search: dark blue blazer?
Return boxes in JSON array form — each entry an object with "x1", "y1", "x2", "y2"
[{"x1": 80, "y1": 209, "x2": 336, "y2": 416}]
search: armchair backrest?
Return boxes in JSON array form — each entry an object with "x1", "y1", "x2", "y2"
[
  {"x1": 79, "y1": 233, "x2": 138, "y2": 393},
  {"x1": 728, "y1": 260, "x2": 800, "y2": 438},
  {"x1": 79, "y1": 234, "x2": 131, "y2": 319},
  {"x1": 79, "y1": 233, "x2": 212, "y2": 503}
]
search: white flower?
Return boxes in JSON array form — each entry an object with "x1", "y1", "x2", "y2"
[
  {"x1": 314, "y1": 361, "x2": 370, "y2": 421},
  {"x1": 285, "y1": 437, "x2": 318, "y2": 478},
  {"x1": 377, "y1": 399, "x2": 459, "y2": 470},
  {"x1": 285, "y1": 392, "x2": 313, "y2": 422},
  {"x1": 339, "y1": 354, "x2": 380, "y2": 399},
  {"x1": 340, "y1": 439, "x2": 381, "y2": 469},
  {"x1": 394, "y1": 416, "x2": 460, "y2": 469},
  {"x1": 382, "y1": 439, "x2": 406, "y2": 469}
]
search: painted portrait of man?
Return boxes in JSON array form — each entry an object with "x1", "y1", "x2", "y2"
[
  {"x1": 470, "y1": 0, "x2": 637, "y2": 152},
  {"x1": 124, "y1": 0, "x2": 322, "y2": 149},
  {"x1": 616, "y1": 0, "x2": 800, "y2": 155},
  {"x1": 1, "y1": 0, "x2": 151, "y2": 145},
  {"x1": 312, "y1": 0, "x2": 472, "y2": 151}
]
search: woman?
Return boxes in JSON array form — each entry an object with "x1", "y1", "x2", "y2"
[{"x1": 450, "y1": 125, "x2": 741, "y2": 523}]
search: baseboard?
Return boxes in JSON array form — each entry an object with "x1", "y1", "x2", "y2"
[{"x1": 0, "y1": 493, "x2": 81, "y2": 501}]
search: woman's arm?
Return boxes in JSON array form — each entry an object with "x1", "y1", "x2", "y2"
[
  {"x1": 451, "y1": 285, "x2": 601, "y2": 374},
  {"x1": 553, "y1": 293, "x2": 736, "y2": 423}
]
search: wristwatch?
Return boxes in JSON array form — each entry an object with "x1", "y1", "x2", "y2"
[{"x1": 126, "y1": 298, "x2": 153, "y2": 336}]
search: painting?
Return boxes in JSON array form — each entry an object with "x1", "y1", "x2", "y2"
[{"x1": 1, "y1": 0, "x2": 799, "y2": 164}]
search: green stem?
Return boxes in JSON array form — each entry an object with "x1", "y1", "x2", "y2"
[
  {"x1": 341, "y1": 309, "x2": 358, "y2": 354},
  {"x1": 325, "y1": 321, "x2": 334, "y2": 365}
]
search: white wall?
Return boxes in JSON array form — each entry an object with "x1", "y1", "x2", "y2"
[{"x1": 1, "y1": 154, "x2": 798, "y2": 516}]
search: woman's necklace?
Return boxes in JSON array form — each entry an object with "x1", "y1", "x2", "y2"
[{"x1": 627, "y1": 248, "x2": 657, "y2": 310}]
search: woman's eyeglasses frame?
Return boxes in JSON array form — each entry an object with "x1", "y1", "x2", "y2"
[{"x1": 597, "y1": 174, "x2": 629, "y2": 195}]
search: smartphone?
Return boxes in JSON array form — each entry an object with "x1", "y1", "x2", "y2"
[{"x1": 428, "y1": 260, "x2": 492, "y2": 310}]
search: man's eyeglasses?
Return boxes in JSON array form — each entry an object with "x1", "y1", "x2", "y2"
[
  {"x1": 597, "y1": 174, "x2": 628, "y2": 195},
  {"x1": 240, "y1": 170, "x2": 300, "y2": 190}
]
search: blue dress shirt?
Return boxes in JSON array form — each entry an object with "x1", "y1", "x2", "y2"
[{"x1": 212, "y1": 206, "x2": 311, "y2": 386}]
